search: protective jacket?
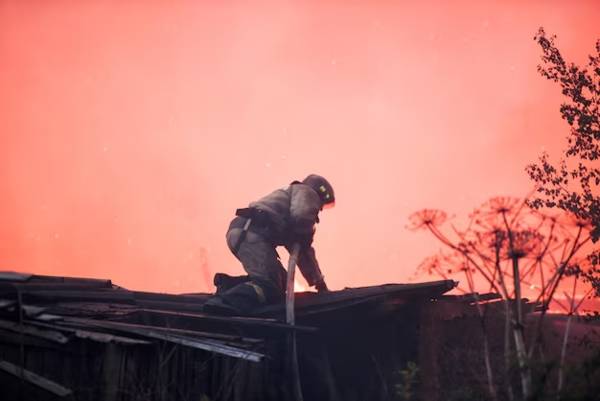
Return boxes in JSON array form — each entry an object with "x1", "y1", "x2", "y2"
[
  {"x1": 247, "y1": 182, "x2": 324, "y2": 286},
  {"x1": 203, "y1": 179, "x2": 330, "y2": 315}
]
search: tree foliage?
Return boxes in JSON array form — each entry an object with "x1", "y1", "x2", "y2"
[
  {"x1": 408, "y1": 27, "x2": 600, "y2": 401},
  {"x1": 526, "y1": 29, "x2": 600, "y2": 295}
]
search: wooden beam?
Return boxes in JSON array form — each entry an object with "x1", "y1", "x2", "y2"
[
  {"x1": 135, "y1": 309, "x2": 318, "y2": 333},
  {"x1": 0, "y1": 359, "x2": 72, "y2": 397},
  {"x1": 43, "y1": 318, "x2": 261, "y2": 346},
  {"x1": 0, "y1": 319, "x2": 68, "y2": 344},
  {"x1": 59, "y1": 318, "x2": 265, "y2": 362}
]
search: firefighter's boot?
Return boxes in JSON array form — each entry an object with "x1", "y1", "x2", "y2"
[{"x1": 203, "y1": 281, "x2": 267, "y2": 316}]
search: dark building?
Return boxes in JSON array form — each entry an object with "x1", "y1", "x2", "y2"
[{"x1": 0, "y1": 271, "x2": 546, "y2": 401}]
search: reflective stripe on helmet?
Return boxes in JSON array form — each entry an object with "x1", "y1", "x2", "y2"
[{"x1": 302, "y1": 174, "x2": 335, "y2": 205}]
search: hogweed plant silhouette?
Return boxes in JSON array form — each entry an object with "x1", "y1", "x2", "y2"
[{"x1": 409, "y1": 196, "x2": 594, "y2": 401}]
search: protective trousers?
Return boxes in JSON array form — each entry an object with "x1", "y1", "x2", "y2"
[{"x1": 218, "y1": 217, "x2": 287, "y2": 313}]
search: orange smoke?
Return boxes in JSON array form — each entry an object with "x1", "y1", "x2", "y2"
[{"x1": 1, "y1": 1, "x2": 599, "y2": 293}]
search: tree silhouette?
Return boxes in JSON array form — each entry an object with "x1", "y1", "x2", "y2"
[
  {"x1": 526, "y1": 28, "x2": 600, "y2": 299},
  {"x1": 408, "y1": 27, "x2": 599, "y2": 401}
]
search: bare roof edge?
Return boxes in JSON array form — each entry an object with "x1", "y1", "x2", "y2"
[
  {"x1": 0, "y1": 271, "x2": 112, "y2": 287},
  {"x1": 0, "y1": 272, "x2": 458, "y2": 319},
  {"x1": 255, "y1": 279, "x2": 458, "y2": 315},
  {"x1": 0, "y1": 272, "x2": 456, "y2": 299},
  {"x1": 0, "y1": 271, "x2": 33, "y2": 282}
]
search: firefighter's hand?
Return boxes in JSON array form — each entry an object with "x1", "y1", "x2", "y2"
[{"x1": 315, "y1": 280, "x2": 329, "y2": 293}]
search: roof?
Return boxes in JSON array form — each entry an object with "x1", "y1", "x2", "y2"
[{"x1": 0, "y1": 271, "x2": 457, "y2": 363}]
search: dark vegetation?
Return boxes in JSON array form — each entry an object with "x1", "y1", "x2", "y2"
[{"x1": 408, "y1": 29, "x2": 600, "y2": 400}]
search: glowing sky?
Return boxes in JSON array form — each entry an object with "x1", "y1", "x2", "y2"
[{"x1": 1, "y1": 1, "x2": 599, "y2": 293}]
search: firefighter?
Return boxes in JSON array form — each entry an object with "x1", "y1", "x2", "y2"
[{"x1": 203, "y1": 174, "x2": 334, "y2": 315}]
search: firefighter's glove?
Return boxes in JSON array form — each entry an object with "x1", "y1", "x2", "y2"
[{"x1": 315, "y1": 280, "x2": 329, "y2": 293}]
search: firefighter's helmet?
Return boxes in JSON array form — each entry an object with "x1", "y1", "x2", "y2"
[{"x1": 302, "y1": 174, "x2": 335, "y2": 208}]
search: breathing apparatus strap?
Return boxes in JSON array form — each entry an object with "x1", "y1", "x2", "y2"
[{"x1": 231, "y1": 216, "x2": 252, "y2": 255}]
